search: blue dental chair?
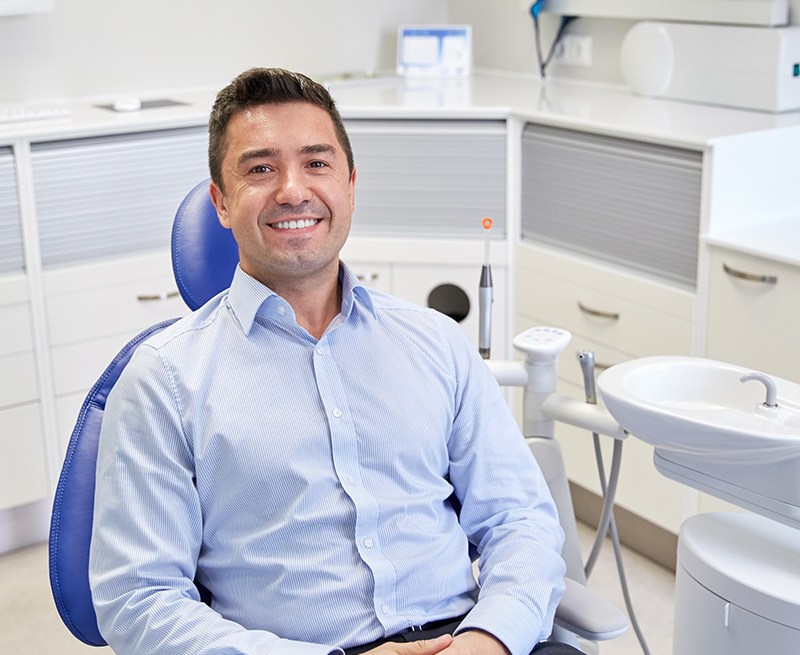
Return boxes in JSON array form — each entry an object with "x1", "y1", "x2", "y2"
[{"x1": 48, "y1": 180, "x2": 627, "y2": 650}]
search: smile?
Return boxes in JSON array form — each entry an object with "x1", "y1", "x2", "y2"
[{"x1": 270, "y1": 218, "x2": 319, "y2": 230}]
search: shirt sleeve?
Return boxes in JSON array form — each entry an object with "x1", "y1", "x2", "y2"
[
  {"x1": 439, "y1": 318, "x2": 567, "y2": 655},
  {"x1": 88, "y1": 343, "x2": 340, "y2": 655}
]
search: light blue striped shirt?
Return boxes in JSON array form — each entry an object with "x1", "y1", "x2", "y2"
[{"x1": 90, "y1": 263, "x2": 565, "y2": 655}]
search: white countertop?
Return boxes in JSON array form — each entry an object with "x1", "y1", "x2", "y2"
[
  {"x1": 4, "y1": 70, "x2": 799, "y2": 267},
  {"x1": 331, "y1": 71, "x2": 800, "y2": 149},
  {"x1": 4, "y1": 70, "x2": 800, "y2": 150},
  {"x1": 705, "y1": 217, "x2": 800, "y2": 267}
]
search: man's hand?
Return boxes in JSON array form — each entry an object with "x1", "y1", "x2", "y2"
[
  {"x1": 439, "y1": 630, "x2": 510, "y2": 655},
  {"x1": 368, "y1": 634, "x2": 454, "y2": 655}
]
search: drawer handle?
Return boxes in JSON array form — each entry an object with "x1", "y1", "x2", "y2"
[
  {"x1": 137, "y1": 290, "x2": 181, "y2": 302},
  {"x1": 356, "y1": 273, "x2": 380, "y2": 283},
  {"x1": 722, "y1": 263, "x2": 777, "y2": 285},
  {"x1": 578, "y1": 301, "x2": 619, "y2": 321}
]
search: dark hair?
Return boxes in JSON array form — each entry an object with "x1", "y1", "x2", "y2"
[{"x1": 208, "y1": 67, "x2": 354, "y2": 190}]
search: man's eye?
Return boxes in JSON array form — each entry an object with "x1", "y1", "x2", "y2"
[
  {"x1": 308, "y1": 160, "x2": 328, "y2": 169},
  {"x1": 250, "y1": 164, "x2": 270, "y2": 174}
]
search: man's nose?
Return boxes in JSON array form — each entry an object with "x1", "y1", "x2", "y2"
[{"x1": 275, "y1": 167, "x2": 312, "y2": 205}]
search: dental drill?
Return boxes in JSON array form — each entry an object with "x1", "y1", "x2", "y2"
[{"x1": 478, "y1": 217, "x2": 493, "y2": 359}]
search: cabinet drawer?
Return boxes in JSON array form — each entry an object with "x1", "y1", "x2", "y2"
[
  {"x1": 0, "y1": 352, "x2": 39, "y2": 408},
  {"x1": 0, "y1": 300, "x2": 34, "y2": 357},
  {"x1": 706, "y1": 247, "x2": 800, "y2": 382},
  {"x1": 51, "y1": 332, "x2": 147, "y2": 397},
  {"x1": 346, "y1": 261, "x2": 393, "y2": 294},
  {"x1": 0, "y1": 404, "x2": 49, "y2": 511},
  {"x1": 44, "y1": 251, "x2": 187, "y2": 346},
  {"x1": 517, "y1": 243, "x2": 693, "y2": 358},
  {"x1": 394, "y1": 262, "x2": 508, "y2": 357}
]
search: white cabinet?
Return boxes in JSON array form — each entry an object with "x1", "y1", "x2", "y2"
[
  {"x1": 517, "y1": 123, "x2": 703, "y2": 535},
  {"x1": 0, "y1": 277, "x2": 49, "y2": 511},
  {"x1": 699, "y1": 245, "x2": 800, "y2": 515},
  {"x1": 43, "y1": 251, "x2": 188, "y2": 454},
  {"x1": 516, "y1": 242, "x2": 693, "y2": 533},
  {"x1": 705, "y1": 247, "x2": 800, "y2": 383},
  {"x1": 0, "y1": 147, "x2": 49, "y2": 512},
  {"x1": 26, "y1": 126, "x2": 208, "y2": 459}
]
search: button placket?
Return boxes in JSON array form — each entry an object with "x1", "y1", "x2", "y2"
[{"x1": 311, "y1": 336, "x2": 398, "y2": 624}]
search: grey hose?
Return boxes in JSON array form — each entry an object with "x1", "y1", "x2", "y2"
[{"x1": 578, "y1": 351, "x2": 651, "y2": 654}]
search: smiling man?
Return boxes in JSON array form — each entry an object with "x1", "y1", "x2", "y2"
[{"x1": 89, "y1": 68, "x2": 579, "y2": 655}]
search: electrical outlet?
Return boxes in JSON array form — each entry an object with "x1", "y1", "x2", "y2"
[{"x1": 554, "y1": 34, "x2": 593, "y2": 67}]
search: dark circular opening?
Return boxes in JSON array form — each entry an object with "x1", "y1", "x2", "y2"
[{"x1": 427, "y1": 283, "x2": 470, "y2": 323}]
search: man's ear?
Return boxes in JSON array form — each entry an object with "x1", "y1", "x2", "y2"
[
  {"x1": 209, "y1": 182, "x2": 230, "y2": 228},
  {"x1": 349, "y1": 167, "x2": 357, "y2": 213}
]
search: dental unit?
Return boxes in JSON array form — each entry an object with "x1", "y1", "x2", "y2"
[{"x1": 478, "y1": 252, "x2": 800, "y2": 654}]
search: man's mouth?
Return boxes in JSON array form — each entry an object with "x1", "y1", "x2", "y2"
[{"x1": 269, "y1": 218, "x2": 320, "y2": 230}]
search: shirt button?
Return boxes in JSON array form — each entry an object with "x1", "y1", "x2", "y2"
[
  {"x1": 364, "y1": 537, "x2": 374, "y2": 549},
  {"x1": 277, "y1": 306, "x2": 287, "y2": 315},
  {"x1": 332, "y1": 407, "x2": 342, "y2": 418},
  {"x1": 381, "y1": 604, "x2": 391, "y2": 614},
  {"x1": 316, "y1": 346, "x2": 323, "y2": 355}
]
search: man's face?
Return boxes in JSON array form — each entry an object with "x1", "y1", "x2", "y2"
[{"x1": 210, "y1": 102, "x2": 355, "y2": 289}]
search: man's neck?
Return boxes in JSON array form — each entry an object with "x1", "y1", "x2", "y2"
[{"x1": 273, "y1": 271, "x2": 342, "y2": 340}]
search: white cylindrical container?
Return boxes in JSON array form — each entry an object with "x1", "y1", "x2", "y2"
[{"x1": 673, "y1": 512, "x2": 800, "y2": 654}]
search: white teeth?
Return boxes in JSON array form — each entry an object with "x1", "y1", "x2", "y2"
[{"x1": 272, "y1": 219, "x2": 317, "y2": 230}]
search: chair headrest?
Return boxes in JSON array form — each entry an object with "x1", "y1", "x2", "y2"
[{"x1": 171, "y1": 180, "x2": 239, "y2": 311}]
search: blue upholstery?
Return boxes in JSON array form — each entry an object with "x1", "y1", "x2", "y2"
[
  {"x1": 48, "y1": 318, "x2": 179, "y2": 646},
  {"x1": 171, "y1": 179, "x2": 239, "y2": 310}
]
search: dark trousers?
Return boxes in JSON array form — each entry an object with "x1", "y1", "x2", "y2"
[{"x1": 344, "y1": 616, "x2": 584, "y2": 655}]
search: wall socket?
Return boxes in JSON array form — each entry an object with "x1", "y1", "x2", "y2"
[{"x1": 554, "y1": 34, "x2": 593, "y2": 67}]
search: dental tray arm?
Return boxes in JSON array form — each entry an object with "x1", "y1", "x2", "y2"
[
  {"x1": 485, "y1": 359, "x2": 625, "y2": 440},
  {"x1": 542, "y1": 394, "x2": 627, "y2": 441}
]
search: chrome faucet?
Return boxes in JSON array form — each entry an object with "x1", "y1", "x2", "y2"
[{"x1": 740, "y1": 372, "x2": 778, "y2": 408}]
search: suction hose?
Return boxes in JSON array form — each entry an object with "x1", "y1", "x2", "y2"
[{"x1": 578, "y1": 351, "x2": 651, "y2": 655}]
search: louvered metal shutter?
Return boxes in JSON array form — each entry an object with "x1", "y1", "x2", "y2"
[
  {"x1": 521, "y1": 124, "x2": 702, "y2": 287},
  {"x1": 32, "y1": 127, "x2": 209, "y2": 268}
]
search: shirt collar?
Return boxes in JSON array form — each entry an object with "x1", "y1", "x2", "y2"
[{"x1": 226, "y1": 261, "x2": 376, "y2": 336}]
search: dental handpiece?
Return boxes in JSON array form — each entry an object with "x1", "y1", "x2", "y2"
[
  {"x1": 478, "y1": 263, "x2": 493, "y2": 359},
  {"x1": 478, "y1": 217, "x2": 494, "y2": 359},
  {"x1": 578, "y1": 350, "x2": 597, "y2": 404}
]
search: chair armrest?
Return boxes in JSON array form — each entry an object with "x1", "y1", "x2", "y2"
[{"x1": 554, "y1": 577, "x2": 629, "y2": 642}]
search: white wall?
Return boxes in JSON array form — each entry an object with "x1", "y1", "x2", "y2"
[
  {"x1": 4, "y1": 0, "x2": 798, "y2": 102},
  {"x1": 449, "y1": 0, "x2": 800, "y2": 85},
  {"x1": 0, "y1": 0, "x2": 447, "y2": 102}
]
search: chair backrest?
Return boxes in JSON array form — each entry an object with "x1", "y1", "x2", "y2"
[
  {"x1": 48, "y1": 318, "x2": 179, "y2": 646},
  {"x1": 171, "y1": 179, "x2": 239, "y2": 310}
]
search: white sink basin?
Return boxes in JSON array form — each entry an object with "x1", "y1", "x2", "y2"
[{"x1": 597, "y1": 356, "x2": 800, "y2": 463}]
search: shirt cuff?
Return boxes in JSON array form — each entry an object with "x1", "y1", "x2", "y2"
[{"x1": 454, "y1": 595, "x2": 551, "y2": 655}]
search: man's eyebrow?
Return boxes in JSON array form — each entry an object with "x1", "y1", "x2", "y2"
[
  {"x1": 300, "y1": 143, "x2": 338, "y2": 158},
  {"x1": 237, "y1": 147, "x2": 279, "y2": 167}
]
